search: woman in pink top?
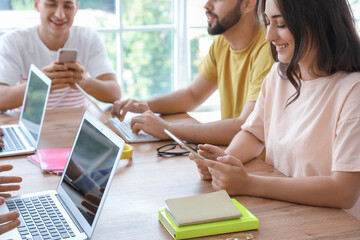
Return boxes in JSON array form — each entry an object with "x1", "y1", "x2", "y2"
[{"x1": 191, "y1": 0, "x2": 360, "y2": 215}]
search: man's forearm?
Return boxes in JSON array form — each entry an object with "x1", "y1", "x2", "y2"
[
  {"x1": 166, "y1": 118, "x2": 244, "y2": 145},
  {"x1": 147, "y1": 89, "x2": 202, "y2": 114},
  {"x1": 0, "y1": 84, "x2": 26, "y2": 111},
  {"x1": 81, "y1": 78, "x2": 121, "y2": 103}
]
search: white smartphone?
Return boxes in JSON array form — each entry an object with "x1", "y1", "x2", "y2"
[
  {"x1": 57, "y1": 48, "x2": 77, "y2": 63},
  {"x1": 164, "y1": 129, "x2": 205, "y2": 159}
]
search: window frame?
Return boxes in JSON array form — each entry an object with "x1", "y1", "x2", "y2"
[{"x1": 95, "y1": 0, "x2": 190, "y2": 95}]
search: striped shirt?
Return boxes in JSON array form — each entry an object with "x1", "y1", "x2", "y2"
[{"x1": 47, "y1": 87, "x2": 90, "y2": 109}]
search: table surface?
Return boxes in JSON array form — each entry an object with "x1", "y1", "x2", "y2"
[{"x1": 1, "y1": 105, "x2": 360, "y2": 240}]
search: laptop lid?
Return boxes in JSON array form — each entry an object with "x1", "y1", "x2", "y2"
[
  {"x1": 55, "y1": 111, "x2": 125, "y2": 238},
  {"x1": 18, "y1": 64, "x2": 51, "y2": 148},
  {"x1": 74, "y1": 83, "x2": 159, "y2": 143}
]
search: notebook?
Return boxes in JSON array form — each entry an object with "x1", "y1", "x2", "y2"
[
  {"x1": 159, "y1": 199, "x2": 259, "y2": 240},
  {"x1": 0, "y1": 111, "x2": 125, "y2": 240},
  {"x1": 28, "y1": 148, "x2": 71, "y2": 174},
  {"x1": 0, "y1": 64, "x2": 51, "y2": 157},
  {"x1": 165, "y1": 190, "x2": 242, "y2": 227}
]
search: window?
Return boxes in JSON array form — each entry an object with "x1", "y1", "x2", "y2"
[
  {"x1": 4, "y1": 1, "x2": 358, "y2": 111},
  {"x1": 0, "y1": 0, "x2": 216, "y2": 109},
  {"x1": 351, "y1": 0, "x2": 360, "y2": 30}
]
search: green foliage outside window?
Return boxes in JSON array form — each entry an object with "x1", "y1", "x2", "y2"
[
  {"x1": 1, "y1": 0, "x2": 114, "y2": 11},
  {"x1": 121, "y1": 0, "x2": 173, "y2": 26},
  {"x1": 1, "y1": 0, "x2": 212, "y2": 102},
  {"x1": 120, "y1": 0, "x2": 173, "y2": 99},
  {"x1": 123, "y1": 31, "x2": 173, "y2": 99}
]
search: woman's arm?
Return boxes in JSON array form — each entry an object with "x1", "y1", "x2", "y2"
[
  {"x1": 226, "y1": 130, "x2": 264, "y2": 164},
  {"x1": 196, "y1": 155, "x2": 360, "y2": 208}
]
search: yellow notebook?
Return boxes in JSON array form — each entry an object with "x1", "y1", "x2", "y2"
[{"x1": 159, "y1": 199, "x2": 259, "y2": 240}]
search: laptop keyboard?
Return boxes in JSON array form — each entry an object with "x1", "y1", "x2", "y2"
[
  {"x1": 6, "y1": 194, "x2": 76, "y2": 240},
  {"x1": 110, "y1": 117, "x2": 157, "y2": 141},
  {"x1": 1, "y1": 127, "x2": 27, "y2": 152}
]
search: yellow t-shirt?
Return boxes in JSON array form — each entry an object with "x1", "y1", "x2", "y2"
[{"x1": 198, "y1": 27, "x2": 274, "y2": 119}]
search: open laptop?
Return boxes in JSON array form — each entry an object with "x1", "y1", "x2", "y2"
[
  {"x1": 73, "y1": 83, "x2": 159, "y2": 143},
  {"x1": 0, "y1": 111, "x2": 125, "y2": 240},
  {"x1": 0, "y1": 64, "x2": 51, "y2": 157},
  {"x1": 109, "y1": 112, "x2": 160, "y2": 143}
]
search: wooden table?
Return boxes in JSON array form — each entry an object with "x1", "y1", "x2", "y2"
[{"x1": 1, "y1": 106, "x2": 360, "y2": 240}]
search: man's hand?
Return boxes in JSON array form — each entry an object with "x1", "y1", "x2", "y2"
[
  {"x1": 64, "y1": 61, "x2": 88, "y2": 89},
  {"x1": 42, "y1": 62, "x2": 75, "y2": 91},
  {"x1": 0, "y1": 197, "x2": 20, "y2": 234},
  {"x1": 111, "y1": 98, "x2": 150, "y2": 121},
  {"x1": 130, "y1": 110, "x2": 170, "y2": 139},
  {"x1": 0, "y1": 165, "x2": 22, "y2": 198}
]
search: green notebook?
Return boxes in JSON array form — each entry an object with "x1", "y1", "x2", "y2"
[{"x1": 159, "y1": 199, "x2": 259, "y2": 240}]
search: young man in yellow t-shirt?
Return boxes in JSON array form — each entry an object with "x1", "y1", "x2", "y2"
[{"x1": 112, "y1": 0, "x2": 274, "y2": 145}]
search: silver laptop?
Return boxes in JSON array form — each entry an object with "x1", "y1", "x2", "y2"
[
  {"x1": 109, "y1": 112, "x2": 160, "y2": 143},
  {"x1": 0, "y1": 64, "x2": 51, "y2": 157},
  {"x1": 73, "y1": 82, "x2": 159, "y2": 143},
  {"x1": 0, "y1": 111, "x2": 125, "y2": 240}
]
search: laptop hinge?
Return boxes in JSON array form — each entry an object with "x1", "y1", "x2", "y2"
[{"x1": 56, "y1": 194, "x2": 86, "y2": 236}]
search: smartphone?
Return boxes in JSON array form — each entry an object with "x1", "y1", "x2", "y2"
[
  {"x1": 164, "y1": 129, "x2": 205, "y2": 159},
  {"x1": 57, "y1": 48, "x2": 77, "y2": 63}
]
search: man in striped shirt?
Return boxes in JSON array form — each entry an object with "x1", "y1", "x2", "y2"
[{"x1": 0, "y1": 0, "x2": 121, "y2": 110}]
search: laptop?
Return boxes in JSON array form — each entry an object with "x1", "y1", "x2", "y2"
[
  {"x1": 109, "y1": 113, "x2": 160, "y2": 143},
  {"x1": 0, "y1": 111, "x2": 125, "y2": 240},
  {"x1": 0, "y1": 64, "x2": 51, "y2": 157},
  {"x1": 73, "y1": 82, "x2": 159, "y2": 143}
]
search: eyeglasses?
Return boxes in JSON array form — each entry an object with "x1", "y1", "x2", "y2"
[{"x1": 156, "y1": 142, "x2": 199, "y2": 157}]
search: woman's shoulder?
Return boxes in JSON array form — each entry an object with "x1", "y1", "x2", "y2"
[
  {"x1": 341, "y1": 71, "x2": 360, "y2": 81},
  {"x1": 263, "y1": 63, "x2": 281, "y2": 83},
  {"x1": 336, "y1": 71, "x2": 360, "y2": 90}
]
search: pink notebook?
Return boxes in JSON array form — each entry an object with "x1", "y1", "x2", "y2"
[{"x1": 28, "y1": 148, "x2": 71, "y2": 174}]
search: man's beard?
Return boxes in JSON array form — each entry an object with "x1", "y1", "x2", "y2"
[{"x1": 207, "y1": 1, "x2": 242, "y2": 35}]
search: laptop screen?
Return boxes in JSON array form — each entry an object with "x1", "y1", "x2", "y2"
[
  {"x1": 60, "y1": 118, "x2": 120, "y2": 226},
  {"x1": 21, "y1": 70, "x2": 49, "y2": 141}
]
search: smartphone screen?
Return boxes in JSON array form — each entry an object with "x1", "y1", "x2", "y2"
[{"x1": 164, "y1": 129, "x2": 205, "y2": 159}]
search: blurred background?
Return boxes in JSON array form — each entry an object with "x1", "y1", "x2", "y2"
[{"x1": 0, "y1": 0, "x2": 359, "y2": 111}]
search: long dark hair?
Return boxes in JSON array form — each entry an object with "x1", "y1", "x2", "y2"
[{"x1": 259, "y1": 0, "x2": 360, "y2": 106}]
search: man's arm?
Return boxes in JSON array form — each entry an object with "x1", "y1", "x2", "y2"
[
  {"x1": 0, "y1": 197, "x2": 20, "y2": 234},
  {"x1": 165, "y1": 101, "x2": 256, "y2": 145},
  {"x1": 0, "y1": 83, "x2": 27, "y2": 111},
  {"x1": 0, "y1": 165, "x2": 22, "y2": 234},
  {"x1": 79, "y1": 73, "x2": 121, "y2": 103},
  {"x1": 112, "y1": 73, "x2": 217, "y2": 121},
  {"x1": 62, "y1": 61, "x2": 120, "y2": 103}
]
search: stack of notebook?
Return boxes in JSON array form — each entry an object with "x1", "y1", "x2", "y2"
[
  {"x1": 158, "y1": 190, "x2": 259, "y2": 240},
  {"x1": 28, "y1": 148, "x2": 70, "y2": 175}
]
